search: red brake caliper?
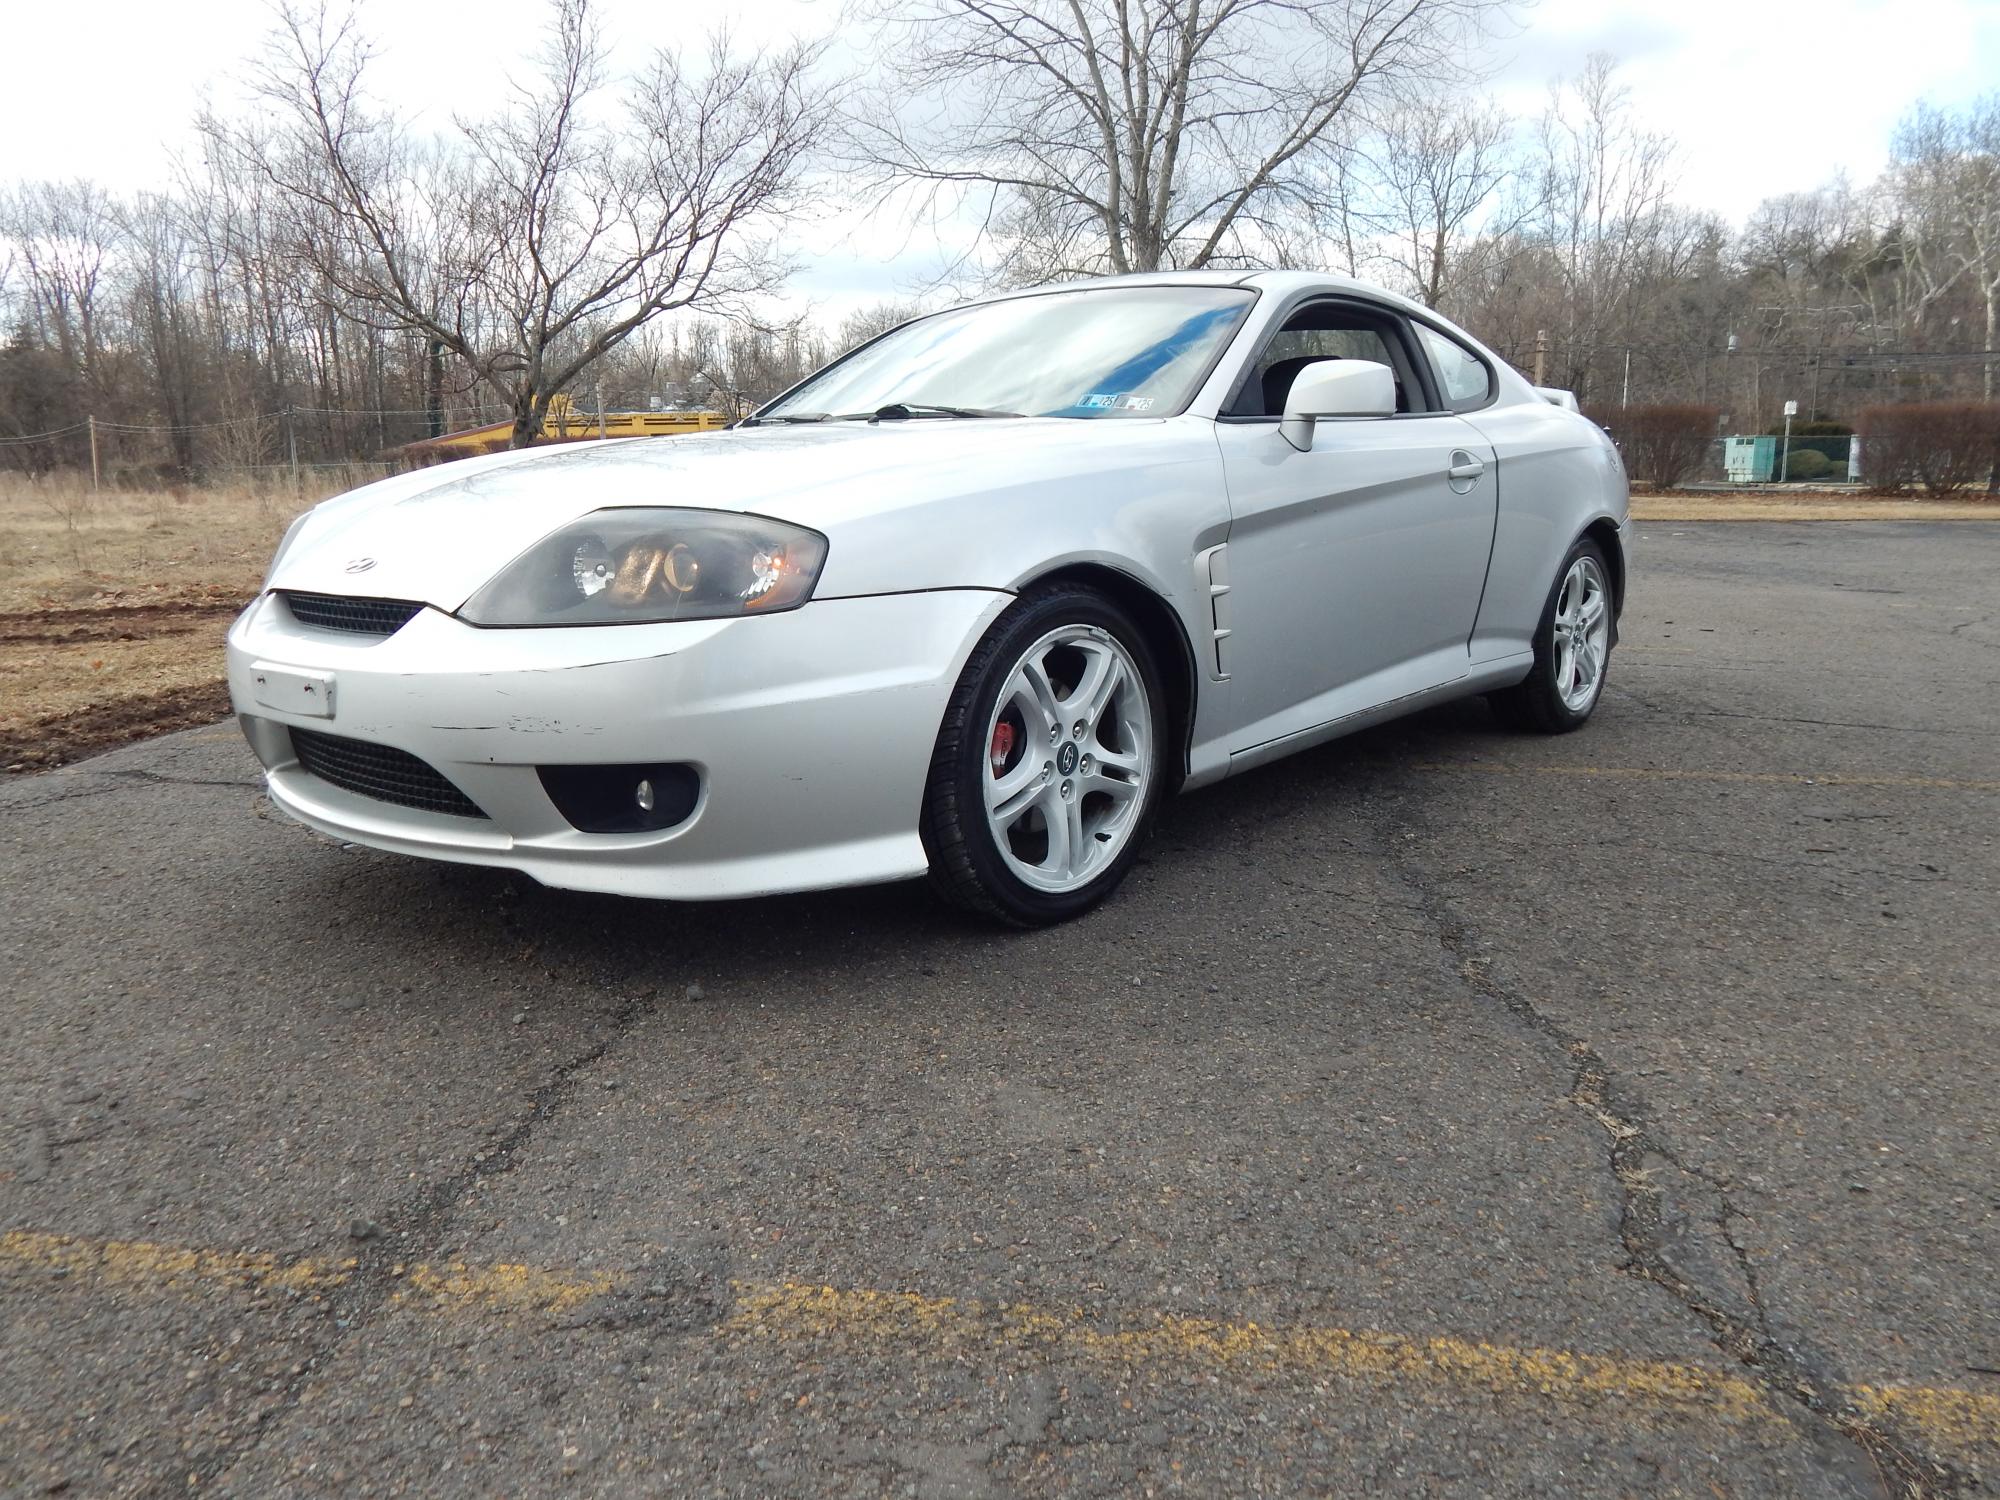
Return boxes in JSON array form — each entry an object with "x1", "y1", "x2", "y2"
[{"x1": 989, "y1": 719, "x2": 1017, "y2": 776}]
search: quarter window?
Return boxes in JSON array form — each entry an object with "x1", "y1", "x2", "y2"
[{"x1": 1414, "y1": 323, "x2": 1492, "y2": 410}]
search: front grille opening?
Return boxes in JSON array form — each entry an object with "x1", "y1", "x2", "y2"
[
  {"x1": 289, "y1": 728, "x2": 488, "y2": 820},
  {"x1": 281, "y1": 592, "x2": 426, "y2": 637}
]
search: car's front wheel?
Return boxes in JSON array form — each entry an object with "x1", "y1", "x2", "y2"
[
  {"x1": 922, "y1": 585, "x2": 1165, "y2": 925},
  {"x1": 1488, "y1": 537, "x2": 1614, "y2": 733}
]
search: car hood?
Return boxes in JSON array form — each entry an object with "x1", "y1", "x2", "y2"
[{"x1": 267, "y1": 418, "x2": 1196, "y2": 608}]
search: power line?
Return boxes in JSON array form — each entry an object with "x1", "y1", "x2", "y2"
[{"x1": 0, "y1": 421, "x2": 90, "y2": 445}]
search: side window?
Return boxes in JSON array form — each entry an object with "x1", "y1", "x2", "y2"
[
  {"x1": 1229, "y1": 307, "x2": 1418, "y2": 417},
  {"x1": 1413, "y1": 322, "x2": 1492, "y2": 411}
]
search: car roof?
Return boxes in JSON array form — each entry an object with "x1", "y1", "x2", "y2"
[{"x1": 971, "y1": 267, "x2": 1435, "y2": 319}]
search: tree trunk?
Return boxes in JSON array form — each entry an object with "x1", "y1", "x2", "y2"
[
  {"x1": 427, "y1": 340, "x2": 445, "y2": 439},
  {"x1": 1985, "y1": 285, "x2": 1996, "y2": 404},
  {"x1": 509, "y1": 392, "x2": 546, "y2": 449}
]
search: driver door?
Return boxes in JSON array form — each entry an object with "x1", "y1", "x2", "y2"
[{"x1": 1212, "y1": 301, "x2": 1497, "y2": 753}]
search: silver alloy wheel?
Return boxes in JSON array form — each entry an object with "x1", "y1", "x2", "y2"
[
  {"x1": 1552, "y1": 554, "x2": 1610, "y2": 712},
  {"x1": 982, "y1": 624, "x2": 1152, "y2": 894}
]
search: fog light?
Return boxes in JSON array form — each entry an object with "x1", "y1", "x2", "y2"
[{"x1": 538, "y1": 763, "x2": 699, "y2": 833}]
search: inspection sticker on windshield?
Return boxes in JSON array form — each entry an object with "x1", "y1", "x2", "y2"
[{"x1": 1081, "y1": 393, "x2": 1154, "y2": 410}]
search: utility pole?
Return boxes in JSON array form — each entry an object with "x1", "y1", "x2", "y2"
[
  {"x1": 596, "y1": 377, "x2": 607, "y2": 440},
  {"x1": 1621, "y1": 349, "x2": 1632, "y2": 409},
  {"x1": 1780, "y1": 400, "x2": 1796, "y2": 483},
  {"x1": 1533, "y1": 330, "x2": 1549, "y2": 388},
  {"x1": 88, "y1": 415, "x2": 100, "y2": 494},
  {"x1": 285, "y1": 406, "x2": 300, "y2": 490}
]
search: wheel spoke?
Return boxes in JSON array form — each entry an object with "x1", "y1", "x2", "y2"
[
  {"x1": 1005, "y1": 656, "x2": 1063, "y2": 740},
  {"x1": 1068, "y1": 647, "x2": 1124, "y2": 728},
  {"x1": 1039, "y1": 788, "x2": 1074, "y2": 875},
  {"x1": 1556, "y1": 574, "x2": 1579, "y2": 627},
  {"x1": 1080, "y1": 767, "x2": 1141, "y2": 804},
  {"x1": 986, "y1": 755, "x2": 1044, "y2": 822},
  {"x1": 1060, "y1": 795, "x2": 1089, "y2": 877}
]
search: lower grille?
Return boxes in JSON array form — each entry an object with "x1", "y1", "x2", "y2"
[
  {"x1": 282, "y1": 592, "x2": 425, "y2": 636},
  {"x1": 289, "y1": 728, "x2": 488, "y2": 819}
]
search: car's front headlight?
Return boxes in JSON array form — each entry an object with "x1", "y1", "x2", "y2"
[{"x1": 460, "y1": 509, "x2": 829, "y2": 626}]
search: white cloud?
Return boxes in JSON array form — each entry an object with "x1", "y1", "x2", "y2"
[{"x1": 1486, "y1": 0, "x2": 2000, "y2": 219}]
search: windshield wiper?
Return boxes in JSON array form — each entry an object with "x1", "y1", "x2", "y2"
[
  {"x1": 740, "y1": 411, "x2": 829, "y2": 426},
  {"x1": 834, "y1": 402, "x2": 1023, "y2": 421}
]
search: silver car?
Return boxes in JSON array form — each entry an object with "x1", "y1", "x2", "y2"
[{"x1": 228, "y1": 270, "x2": 1628, "y2": 924}]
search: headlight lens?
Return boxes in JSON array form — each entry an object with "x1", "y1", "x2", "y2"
[{"x1": 459, "y1": 509, "x2": 829, "y2": 626}]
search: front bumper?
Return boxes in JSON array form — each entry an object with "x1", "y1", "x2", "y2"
[{"x1": 226, "y1": 589, "x2": 1011, "y2": 899}]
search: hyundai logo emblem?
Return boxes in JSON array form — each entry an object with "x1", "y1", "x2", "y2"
[{"x1": 344, "y1": 557, "x2": 378, "y2": 574}]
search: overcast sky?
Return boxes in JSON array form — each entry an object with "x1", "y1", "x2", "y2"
[{"x1": 4, "y1": 0, "x2": 1996, "y2": 321}]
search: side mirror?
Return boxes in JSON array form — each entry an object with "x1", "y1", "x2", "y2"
[{"x1": 1280, "y1": 359, "x2": 1397, "y2": 451}]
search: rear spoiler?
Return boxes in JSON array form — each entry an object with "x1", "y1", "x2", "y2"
[{"x1": 1535, "y1": 387, "x2": 1580, "y2": 412}]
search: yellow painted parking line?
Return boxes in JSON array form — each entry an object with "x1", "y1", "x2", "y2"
[
  {"x1": 2, "y1": 1229, "x2": 353, "y2": 1295},
  {"x1": 726, "y1": 1282, "x2": 1774, "y2": 1416},
  {"x1": 5, "y1": 1230, "x2": 1998, "y2": 1453},
  {"x1": 401, "y1": 1258, "x2": 616, "y2": 1313},
  {"x1": 1410, "y1": 762, "x2": 2000, "y2": 792}
]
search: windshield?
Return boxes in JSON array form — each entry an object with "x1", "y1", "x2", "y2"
[{"x1": 761, "y1": 286, "x2": 1255, "y2": 421}]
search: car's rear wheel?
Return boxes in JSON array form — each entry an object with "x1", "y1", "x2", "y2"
[
  {"x1": 922, "y1": 585, "x2": 1164, "y2": 925},
  {"x1": 1489, "y1": 538, "x2": 1614, "y2": 733}
]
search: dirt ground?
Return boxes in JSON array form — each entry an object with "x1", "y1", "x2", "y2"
[
  {"x1": 2, "y1": 473, "x2": 1996, "y2": 772},
  {"x1": 0, "y1": 476, "x2": 328, "y2": 770}
]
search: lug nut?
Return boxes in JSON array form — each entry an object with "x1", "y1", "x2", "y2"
[
  {"x1": 1080, "y1": 755, "x2": 1094, "y2": 774},
  {"x1": 1072, "y1": 720, "x2": 1086, "y2": 739},
  {"x1": 1060, "y1": 779, "x2": 1073, "y2": 798}
]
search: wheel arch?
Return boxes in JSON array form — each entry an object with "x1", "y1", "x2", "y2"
[{"x1": 1015, "y1": 561, "x2": 1198, "y2": 791}]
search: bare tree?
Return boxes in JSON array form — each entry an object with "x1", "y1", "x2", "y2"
[
  {"x1": 211, "y1": 0, "x2": 829, "y2": 447},
  {"x1": 849, "y1": 0, "x2": 1512, "y2": 283},
  {"x1": 1890, "y1": 97, "x2": 2000, "y2": 399},
  {"x1": 835, "y1": 297, "x2": 931, "y2": 352},
  {"x1": 1366, "y1": 85, "x2": 1525, "y2": 306},
  {"x1": 0, "y1": 180, "x2": 123, "y2": 400},
  {"x1": 1518, "y1": 54, "x2": 1677, "y2": 399}
]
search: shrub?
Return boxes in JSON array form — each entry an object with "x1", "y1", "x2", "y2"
[
  {"x1": 1782, "y1": 447, "x2": 1835, "y2": 481},
  {"x1": 1594, "y1": 404, "x2": 1720, "y2": 488},
  {"x1": 1764, "y1": 419, "x2": 1852, "y2": 437},
  {"x1": 1856, "y1": 403, "x2": 2000, "y2": 494}
]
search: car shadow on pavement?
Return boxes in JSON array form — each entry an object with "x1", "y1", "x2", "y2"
[{"x1": 279, "y1": 695, "x2": 1511, "y2": 1008}]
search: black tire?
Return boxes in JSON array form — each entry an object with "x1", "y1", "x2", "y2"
[
  {"x1": 921, "y1": 583, "x2": 1167, "y2": 926},
  {"x1": 1488, "y1": 536, "x2": 1614, "y2": 734}
]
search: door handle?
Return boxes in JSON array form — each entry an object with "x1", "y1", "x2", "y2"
[{"x1": 1447, "y1": 451, "x2": 1485, "y2": 481}]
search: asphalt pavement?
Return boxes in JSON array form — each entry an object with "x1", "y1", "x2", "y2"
[{"x1": 2, "y1": 522, "x2": 1996, "y2": 1498}]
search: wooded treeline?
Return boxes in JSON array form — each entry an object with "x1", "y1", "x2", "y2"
[{"x1": 1, "y1": 0, "x2": 1995, "y2": 482}]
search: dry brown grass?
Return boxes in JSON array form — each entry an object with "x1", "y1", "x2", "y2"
[
  {"x1": 0, "y1": 473, "x2": 357, "y2": 611},
  {"x1": 0, "y1": 474, "x2": 349, "y2": 767}
]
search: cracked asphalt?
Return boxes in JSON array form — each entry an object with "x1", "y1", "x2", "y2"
[{"x1": 2, "y1": 521, "x2": 1996, "y2": 1498}]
